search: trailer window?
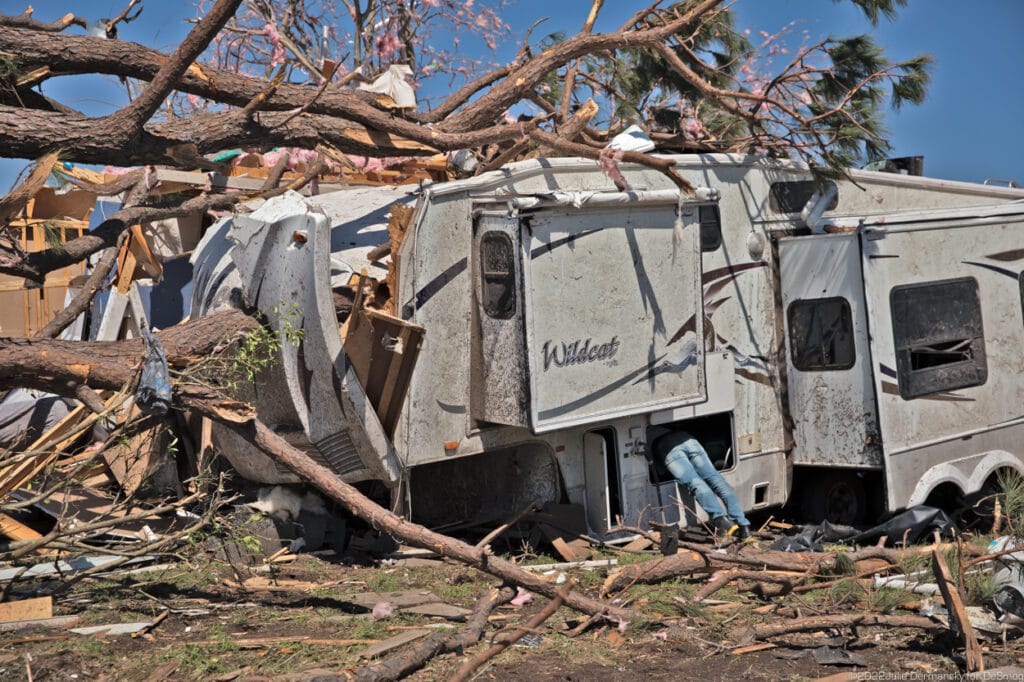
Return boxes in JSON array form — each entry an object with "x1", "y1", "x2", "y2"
[
  {"x1": 699, "y1": 205, "x2": 722, "y2": 251},
  {"x1": 770, "y1": 181, "x2": 838, "y2": 214},
  {"x1": 787, "y1": 297, "x2": 855, "y2": 371},
  {"x1": 479, "y1": 231, "x2": 516, "y2": 319},
  {"x1": 890, "y1": 277, "x2": 986, "y2": 399}
]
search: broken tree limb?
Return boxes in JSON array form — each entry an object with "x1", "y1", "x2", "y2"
[
  {"x1": 602, "y1": 541, "x2": 948, "y2": 597},
  {"x1": 0, "y1": 309, "x2": 260, "y2": 396},
  {"x1": 36, "y1": 231, "x2": 128, "y2": 340},
  {"x1": 183, "y1": 401, "x2": 636, "y2": 624},
  {"x1": 449, "y1": 584, "x2": 570, "y2": 682},
  {"x1": 349, "y1": 586, "x2": 515, "y2": 682},
  {"x1": 731, "y1": 613, "x2": 945, "y2": 643},
  {"x1": 692, "y1": 569, "x2": 806, "y2": 603}
]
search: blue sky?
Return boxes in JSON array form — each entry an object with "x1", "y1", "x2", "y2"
[{"x1": 2, "y1": 0, "x2": 1021, "y2": 188}]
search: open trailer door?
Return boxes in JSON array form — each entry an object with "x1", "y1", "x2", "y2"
[{"x1": 519, "y1": 190, "x2": 710, "y2": 433}]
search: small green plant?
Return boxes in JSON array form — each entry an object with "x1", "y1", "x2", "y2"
[
  {"x1": 230, "y1": 323, "x2": 282, "y2": 385},
  {"x1": 274, "y1": 301, "x2": 306, "y2": 348},
  {"x1": 997, "y1": 469, "x2": 1024, "y2": 532},
  {"x1": 964, "y1": 570, "x2": 1000, "y2": 606}
]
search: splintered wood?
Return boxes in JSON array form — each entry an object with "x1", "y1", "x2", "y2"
[{"x1": 383, "y1": 203, "x2": 415, "y2": 316}]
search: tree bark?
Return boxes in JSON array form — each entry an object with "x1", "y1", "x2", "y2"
[
  {"x1": 0, "y1": 309, "x2": 260, "y2": 395},
  {"x1": 732, "y1": 613, "x2": 944, "y2": 643}
]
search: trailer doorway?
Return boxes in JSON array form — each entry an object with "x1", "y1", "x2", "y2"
[{"x1": 583, "y1": 428, "x2": 622, "y2": 532}]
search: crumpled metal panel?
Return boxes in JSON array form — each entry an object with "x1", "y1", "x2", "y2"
[{"x1": 224, "y1": 192, "x2": 402, "y2": 485}]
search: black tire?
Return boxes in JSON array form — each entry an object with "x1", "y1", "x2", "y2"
[{"x1": 800, "y1": 471, "x2": 867, "y2": 526}]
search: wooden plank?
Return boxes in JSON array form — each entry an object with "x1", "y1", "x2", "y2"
[
  {"x1": 358, "y1": 629, "x2": 431, "y2": 659},
  {"x1": 622, "y1": 537, "x2": 653, "y2": 552},
  {"x1": 731, "y1": 642, "x2": 776, "y2": 655},
  {"x1": 128, "y1": 223, "x2": 163, "y2": 281},
  {"x1": 0, "y1": 403, "x2": 88, "y2": 497},
  {"x1": 0, "y1": 596, "x2": 52, "y2": 623},
  {"x1": 0, "y1": 513, "x2": 50, "y2": 555},
  {"x1": 154, "y1": 169, "x2": 268, "y2": 191},
  {"x1": 932, "y1": 549, "x2": 984, "y2": 674},
  {"x1": 401, "y1": 603, "x2": 472, "y2": 620},
  {"x1": 0, "y1": 513, "x2": 42, "y2": 542},
  {"x1": 0, "y1": 615, "x2": 80, "y2": 633},
  {"x1": 551, "y1": 537, "x2": 580, "y2": 562},
  {"x1": 348, "y1": 590, "x2": 442, "y2": 609}
]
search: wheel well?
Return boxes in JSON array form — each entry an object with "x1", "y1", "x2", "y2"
[{"x1": 923, "y1": 481, "x2": 964, "y2": 511}]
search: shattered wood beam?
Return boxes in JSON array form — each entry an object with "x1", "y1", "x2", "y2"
[
  {"x1": 183, "y1": 402, "x2": 636, "y2": 625},
  {"x1": 0, "y1": 152, "x2": 59, "y2": 227},
  {"x1": 600, "y1": 543, "x2": 919, "y2": 597},
  {"x1": 7, "y1": 153, "x2": 329, "y2": 285}
]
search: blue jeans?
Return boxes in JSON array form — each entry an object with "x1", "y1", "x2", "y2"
[{"x1": 664, "y1": 437, "x2": 749, "y2": 526}]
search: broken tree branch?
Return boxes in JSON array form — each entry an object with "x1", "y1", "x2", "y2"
[
  {"x1": 449, "y1": 583, "x2": 570, "y2": 682},
  {"x1": 732, "y1": 613, "x2": 944, "y2": 643},
  {"x1": 350, "y1": 586, "x2": 516, "y2": 681}
]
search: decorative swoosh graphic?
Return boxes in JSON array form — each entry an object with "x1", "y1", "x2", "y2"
[
  {"x1": 963, "y1": 260, "x2": 1019, "y2": 280},
  {"x1": 984, "y1": 248, "x2": 1024, "y2": 262},
  {"x1": 538, "y1": 354, "x2": 667, "y2": 419}
]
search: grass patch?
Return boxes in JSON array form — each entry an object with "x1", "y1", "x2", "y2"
[{"x1": 364, "y1": 570, "x2": 404, "y2": 593}]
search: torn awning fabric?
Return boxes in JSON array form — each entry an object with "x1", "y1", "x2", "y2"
[{"x1": 135, "y1": 325, "x2": 172, "y2": 416}]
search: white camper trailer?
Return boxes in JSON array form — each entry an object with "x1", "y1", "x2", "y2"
[{"x1": 191, "y1": 154, "x2": 1024, "y2": 531}]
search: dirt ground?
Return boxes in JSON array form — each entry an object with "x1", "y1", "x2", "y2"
[{"x1": 3, "y1": 537, "x2": 1023, "y2": 682}]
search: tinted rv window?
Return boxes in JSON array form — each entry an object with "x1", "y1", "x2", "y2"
[
  {"x1": 480, "y1": 231, "x2": 516, "y2": 319},
  {"x1": 890, "y1": 277, "x2": 986, "y2": 399},
  {"x1": 787, "y1": 297, "x2": 856, "y2": 371},
  {"x1": 699, "y1": 205, "x2": 722, "y2": 251},
  {"x1": 769, "y1": 181, "x2": 838, "y2": 214}
]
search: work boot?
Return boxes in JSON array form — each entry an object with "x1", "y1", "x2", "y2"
[
  {"x1": 709, "y1": 515, "x2": 737, "y2": 540},
  {"x1": 734, "y1": 525, "x2": 752, "y2": 540}
]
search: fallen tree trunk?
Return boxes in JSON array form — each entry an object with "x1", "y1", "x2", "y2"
[
  {"x1": 731, "y1": 613, "x2": 944, "y2": 644},
  {"x1": 185, "y1": 400, "x2": 636, "y2": 624},
  {"x1": 0, "y1": 309, "x2": 260, "y2": 395},
  {"x1": 602, "y1": 541, "x2": 965, "y2": 597},
  {"x1": 601, "y1": 545, "x2": 825, "y2": 597}
]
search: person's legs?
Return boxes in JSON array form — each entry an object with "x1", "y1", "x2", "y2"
[
  {"x1": 664, "y1": 443, "x2": 728, "y2": 520},
  {"x1": 679, "y1": 438, "x2": 750, "y2": 527}
]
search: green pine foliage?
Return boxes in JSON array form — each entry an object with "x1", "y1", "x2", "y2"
[{"x1": 537, "y1": 0, "x2": 931, "y2": 177}]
